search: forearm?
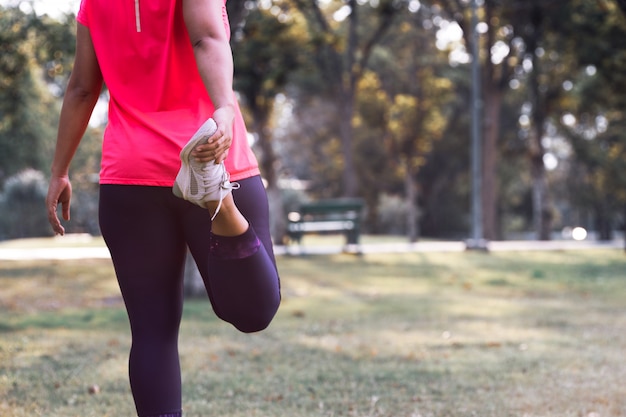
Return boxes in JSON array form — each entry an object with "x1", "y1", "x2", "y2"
[
  {"x1": 51, "y1": 84, "x2": 100, "y2": 177},
  {"x1": 51, "y1": 23, "x2": 103, "y2": 178}
]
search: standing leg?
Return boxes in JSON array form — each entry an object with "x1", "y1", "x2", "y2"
[
  {"x1": 184, "y1": 176, "x2": 281, "y2": 333},
  {"x1": 99, "y1": 185, "x2": 187, "y2": 417}
]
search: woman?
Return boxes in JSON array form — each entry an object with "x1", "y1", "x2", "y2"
[{"x1": 45, "y1": 0, "x2": 281, "y2": 416}]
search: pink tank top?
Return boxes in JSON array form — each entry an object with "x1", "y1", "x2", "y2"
[{"x1": 77, "y1": 0, "x2": 260, "y2": 186}]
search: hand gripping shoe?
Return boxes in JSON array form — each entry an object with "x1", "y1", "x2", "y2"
[{"x1": 173, "y1": 118, "x2": 240, "y2": 220}]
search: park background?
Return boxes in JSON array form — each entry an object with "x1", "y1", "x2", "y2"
[
  {"x1": 1, "y1": 0, "x2": 626, "y2": 244},
  {"x1": 1, "y1": 0, "x2": 626, "y2": 416}
]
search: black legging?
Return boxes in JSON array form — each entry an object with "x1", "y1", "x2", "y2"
[{"x1": 98, "y1": 176, "x2": 281, "y2": 417}]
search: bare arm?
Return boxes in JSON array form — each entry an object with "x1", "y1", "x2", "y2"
[
  {"x1": 46, "y1": 23, "x2": 103, "y2": 235},
  {"x1": 183, "y1": 0, "x2": 236, "y2": 164}
]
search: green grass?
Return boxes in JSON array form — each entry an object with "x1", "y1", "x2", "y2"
[{"x1": 1, "y1": 249, "x2": 626, "y2": 416}]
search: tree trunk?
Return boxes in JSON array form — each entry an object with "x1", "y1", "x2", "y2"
[
  {"x1": 594, "y1": 200, "x2": 613, "y2": 241},
  {"x1": 481, "y1": 85, "x2": 501, "y2": 240},
  {"x1": 253, "y1": 109, "x2": 286, "y2": 244},
  {"x1": 405, "y1": 164, "x2": 419, "y2": 243},
  {"x1": 530, "y1": 154, "x2": 551, "y2": 240},
  {"x1": 479, "y1": 1, "x2": 508, "y2": 241},
  {"x1": 183, "y1": 250, "x2": 206, "y2": 298},
  {"x1": 528, "y1": 99, "x2": 551, "y2": 240},
  {"x1": 339, "y1": 0, "x2": 359, "y2": 197},
  {"x1": 267, "y1": 184, "x2": 285, "y2": 244},
  {"x1": 527, "y1": 1, "x2": 552, "y2": 240},
  {"x1": 338, "y1": 93, "x2": 358, "y2": 197}
]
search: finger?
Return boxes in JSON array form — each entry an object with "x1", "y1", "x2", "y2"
[
  {"x1": 198, "y1": 130, "x2": 224, "y2": 149},
  {"x1": 47, "y1": 205, "x2": 64, "y2": 236},
  {"x1": 193, "y1": 133, "x2": 231, "y2": 162},
  {"x1": 216, "y1": 149, "x2": 229, "y2": 164},
  {"x1": 193, "y1": 151, "x2": 216, "y2": 163},
  {"x1": 62, "y1": 200, "x2": 71, "y2": 221},
  {"x1": 55, "y1": 223, "x2": 65, "y2": 236},
  {"x1": 207, "y1": 129, "x2": 222, "y2": 144},
  {"x1": 193, "y1": 139, "x2": 220, "y2": 157}
]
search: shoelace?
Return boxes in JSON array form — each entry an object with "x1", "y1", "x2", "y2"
[{"x1": 203, "y1": 168, "x2": 240, "y2": 221}]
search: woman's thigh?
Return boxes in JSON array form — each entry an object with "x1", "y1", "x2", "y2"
[{"x1": 99, "y1": 185, "x2": 188, "y2": 330}]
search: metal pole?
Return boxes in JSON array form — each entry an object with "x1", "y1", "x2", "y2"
[{"x1": 468, "y1": 0, "x2": 485, "y2": 250}]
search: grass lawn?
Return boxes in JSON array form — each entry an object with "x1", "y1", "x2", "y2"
[{"x1": 1, "y1": 247, "x2": 625, "y2": 416}]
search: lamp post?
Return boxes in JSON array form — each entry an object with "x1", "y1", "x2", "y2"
[{"x1": 467, "y1": 0, "x2": 487, "y2": 251}]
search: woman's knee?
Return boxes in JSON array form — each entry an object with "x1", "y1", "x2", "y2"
[{"x1": 221, "y1": 297, "x2": 280, "y2": 333}]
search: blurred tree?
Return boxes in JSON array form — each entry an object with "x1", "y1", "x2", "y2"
[
  {"x1": 0, "y1": 6, "x2": 75, "y2": 185},
  {"x1": 232, "y1": 1, "x2": 305, "y2": 243},
  {"x1": 291, "y1": 0, "x2": 405, "y2": 197},
  {"x1": 282, "y1": 2, "x2": 455, "y2": 240},
  {"x1": 614, "y1": 0, "x2": 626, "y2": 247},
  {"x1": 435, "y1": 0, "x2": 585, "y2": 240},
  {"x1": 485, "y1": 0, "x2": 582, "y2": 240},
  {"x1": 418, "y1": 74, "x2": 474, "y2": 238},
  {"x1": 0, "y1": 6, "x2": 104, "y2": 238},
  {"x1": 514, "y1": 1, "x2": 556, "y2": 240},
  {"x1": 5, "y1": 0, "x2": 626, "y2": 242},
  {"x1": 556, "y1": 0, "x2": 626, "y2": 241},
  {"x1": 365, "y1": 8, "x2": 453, "y2": 242},
  {"x1": 436, "y1": 0, "x2": 531, "y2": 239},
  {"x1": 352, "y1": 70, "x2": 393, "y2": 232}
]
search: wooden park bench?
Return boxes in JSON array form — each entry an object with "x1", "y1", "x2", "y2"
[{"x1": 286, "y1": 198, "x2": 365, "y2": 254}]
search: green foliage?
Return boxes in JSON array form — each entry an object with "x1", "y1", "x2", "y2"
[
  {"x1": 2, "y1": 0, "x2": 626, "y2": 239},
  {"x1": 232, "y1": 2, "x2": 306, "y2": 194},
  {"x1": 0, "y1": 5, "x2": 101, "y2": 238},
  {"x1": 0, "y1": 6, "x2": 75, "y2": 185},
  {"x1": 549, "y1": 0, "x2": 626, "y2": 236},
  {"x1": 233, "y1": 4, "x2": 302, "y2": 111}
]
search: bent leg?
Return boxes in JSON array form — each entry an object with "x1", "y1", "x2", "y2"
[
  {"x1": 184, "y1": 176, "x2": 281, "y2": 332},
  {"x1": 100, "y1": 185, "x2": 186, "y2": 416},
  {"x1": 206, "y1": 225, "x2": 280, "y2": 332}
]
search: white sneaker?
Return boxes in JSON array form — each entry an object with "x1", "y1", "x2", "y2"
[{"x1": 173, "y1": 118, "x2": 240, "y2": 220}]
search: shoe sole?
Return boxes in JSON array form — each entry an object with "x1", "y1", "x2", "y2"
[{"x1": 172, "y1": 118, "x2": 218, "y2": 199}]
